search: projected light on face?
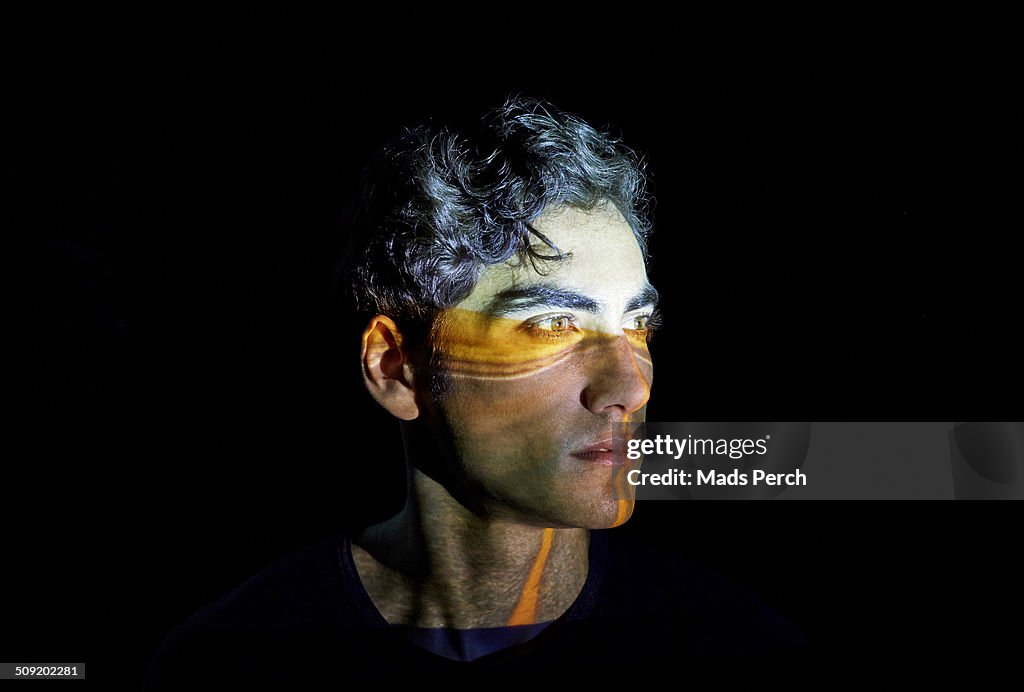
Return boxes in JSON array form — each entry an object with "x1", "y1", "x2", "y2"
[{"x1": 423, "y1": 203, "x2": 657, "y2": 532}]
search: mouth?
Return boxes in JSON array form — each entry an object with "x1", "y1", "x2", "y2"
[{"x1": 571, "y1": 439, "x2": 626, "y2": 467}]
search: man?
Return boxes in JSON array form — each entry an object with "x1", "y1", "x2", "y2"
[{"x1": 144, "y1": 96, "x2": 803, "y2": 690}]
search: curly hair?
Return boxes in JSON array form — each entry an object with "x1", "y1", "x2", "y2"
[{"x1": 335, "y1": 95, "x2": 652, "y2": 330}]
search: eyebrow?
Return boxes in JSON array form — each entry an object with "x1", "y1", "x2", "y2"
[
  {"x1": 625, "y1": 284, "x2": 660, "y2": 313},
  {"x1": 485, "y1": 283, "x2": 659, "y2": 317}
]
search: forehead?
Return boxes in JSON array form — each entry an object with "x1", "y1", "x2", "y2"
[{"x1": 456, "y1": 203, "x2": 649, "y2": 313}]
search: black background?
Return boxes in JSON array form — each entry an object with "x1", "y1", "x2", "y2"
[{"x1": 6, "y1": 5, "x2": 1021, "y2": 688}]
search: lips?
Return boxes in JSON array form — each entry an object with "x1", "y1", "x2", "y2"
[{"x1": 571, "y1": 438, "x2": 626, "y2": 466}]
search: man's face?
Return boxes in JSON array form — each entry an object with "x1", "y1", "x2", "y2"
[{"x1": 421, "y1": 203, "x2": 656, "y2": 529}]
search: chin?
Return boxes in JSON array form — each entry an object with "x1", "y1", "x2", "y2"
[
  {"x1": 606, "y1": 497, "x2": 636, "y2": 528},
  {"x1": 551, "y1": 493, "x2": 636, "y2": 530}
]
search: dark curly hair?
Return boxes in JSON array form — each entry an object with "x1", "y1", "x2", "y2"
[{"x1": 335, "y1": 95, "x2": 652, "y2": 331}]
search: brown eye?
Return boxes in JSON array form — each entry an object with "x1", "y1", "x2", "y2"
[{"x1": 550, "y1": 317, "x2": 569, "y2": 332}]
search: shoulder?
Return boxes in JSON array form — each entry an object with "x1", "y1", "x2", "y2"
[
  {"x1": 178, "y1": 533, "x2": 351, "y2": 631},
  {"x1": 592, "y1": 530, "x2": 807, "y2": 654},
  {"x1": 143, "y1": 533, "x2": 361, "y2": 690}
]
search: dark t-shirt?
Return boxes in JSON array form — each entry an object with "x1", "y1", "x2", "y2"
[{"x1": 143, "y1": 530, "x2": 806, "y2": 689}]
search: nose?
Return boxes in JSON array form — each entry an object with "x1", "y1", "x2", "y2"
[{"x1": 580, "y1": 333, "x2": 652, "y2": 418}]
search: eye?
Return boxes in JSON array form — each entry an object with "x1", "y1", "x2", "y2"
[
  {"x1": 626, "y1": 310, "x2": 661, "y2": 343},
  {"x1": 534, "y1": 315, "x2": 573, "y2": 332},
  {"x1": 549, "y1": 316, "x2": 570, "y2": 332},
  {"x1": 522, "y1": 313, "x2": 578, "y2": 339}
]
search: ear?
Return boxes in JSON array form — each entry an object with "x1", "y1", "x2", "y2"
[{"x1": 361, "y1": 315, "x2": 420, "y2": 420}]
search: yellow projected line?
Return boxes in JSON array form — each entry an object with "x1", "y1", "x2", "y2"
[{"x1": 507, "y1": 528, "x2": 555, "y2": 626}]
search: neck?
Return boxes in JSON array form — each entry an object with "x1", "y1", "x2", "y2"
[{"x1": 352, "y1": 469, "x2": 589, "y2": 629}]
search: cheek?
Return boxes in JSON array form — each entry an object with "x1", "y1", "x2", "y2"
[
  {"x1": 430, "y1": 310, "x2": 589, "y2": 436},
  {"x1": 433, "y1": 364, "x2": 585, "y2": 494},
  {"x1": 637, "y1": 346, "x2": 655, "y2": 397},
  {"x1": 441, "y1": 358, "x2": 585, "y2": 442}
]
